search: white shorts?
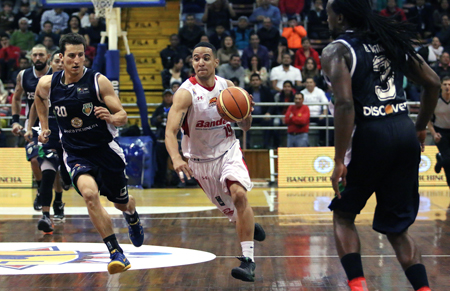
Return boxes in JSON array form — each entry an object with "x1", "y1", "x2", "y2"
[{"x1": 189, "y1": 140, "x2": 253, "y2": 222}]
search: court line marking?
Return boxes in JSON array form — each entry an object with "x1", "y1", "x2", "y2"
[{"x1": 216, "y1": 255, "x2": 450, "y2": 258}]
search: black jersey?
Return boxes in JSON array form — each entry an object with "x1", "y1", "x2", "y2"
[
  {"x1": 49, "y1": 68, "x2": 118, "y2": 152},
  {"x1": 21, "y1": 66, "x2": 52, "y2": 122},
  {"x1": 331, "y1": 31, "x2": 408, "y2": 124}
]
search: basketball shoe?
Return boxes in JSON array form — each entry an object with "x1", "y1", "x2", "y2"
[
  {"x1": 33, "y1": 193, "x2": 42, "y2": 211},
  {"x1": 53, "y1": 202, "x2": 65, "y2": 222},
  {"x1": 254, "y1": 223, "x2": 266, "y2": 241},
  {"x1": 348, "y1": 277, "x2": 369, "y2": 291},
  {"x1": 231, "y1": 256, "x2": 256, "y2": 282},
  {"x1": 37, "y1": 215, "x2": 54, "y2": 235},
  {"x1": 417, "y1": 287, "x2": 431, "y2": 291},
  {"x1": 127, "y1": 218, "x2": 144, "y2": 247},
  {"x1": 108, "y1": 249, "x2": 131, "y2": 274},
  {"x1": 435, "y1": 153, "x2": 443, "y2": 174}
]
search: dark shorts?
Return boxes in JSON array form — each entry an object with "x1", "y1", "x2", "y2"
[
  {"x1": 328, "y1": 115, "x2": 420, "y2": 234},
  {"x1": 25, "y1": 134, "x2": 39, "y2": 161},
  {"x1": 64, "y1": 141, "x2": 129, "y2": 204}
]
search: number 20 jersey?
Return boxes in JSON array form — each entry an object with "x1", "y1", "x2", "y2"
[
  {"x1": 331, "y1": 31, "x2": 408, "y2": 124},
  {"x1": 179, "y1": 76, "x2": 235, "y2": 160}
]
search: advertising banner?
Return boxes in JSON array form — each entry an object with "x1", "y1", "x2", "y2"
[{"x1": 0, "y1": 148, "x2": 32, "y2": 188}]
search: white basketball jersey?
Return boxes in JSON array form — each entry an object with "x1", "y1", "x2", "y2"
[{"x1": 179, "y1": 76, "x2": 236, "y2": 160}]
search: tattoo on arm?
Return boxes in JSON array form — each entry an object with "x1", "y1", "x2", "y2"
[{"x1": 178, "y1": 112, "x2": 186, "y2": 128}]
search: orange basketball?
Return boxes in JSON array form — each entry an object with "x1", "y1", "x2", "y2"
[{"x1": 216, "y1": 87, "x2": 252, "y2": 122}]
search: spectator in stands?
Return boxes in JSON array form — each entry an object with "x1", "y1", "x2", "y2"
[
  {"x1": 182, "y1": 0, "x2": 206, "y2": 24},
  {"x1": 380, "y1": 0, "x2": 407, "y2": 22},
  {"x1": 209, "y1": 24, "x2": 229, "y2": 50},
  {"x1": 408, "y1": 0, "x2": 435, "y2": 39},
  {"x1": 230, "y1": 16, "x2": 254, "y2": 50},
  {"x1": 161, "y1": 56, "x2": 188, "y2": 89},
  {"x1": 433, "y1": 51, "x2": 450, "y2": 79},
  {"x1": 200, "y1": 35, "x2": 210, "y2": 42},
  {"x1": 62, "y1": 16, "x2": 90, "y2": 45},
  {"x1": 285, "y1": 92, "x2": 310, "y2": 147},
  {"x1": 217, "y1": 35, "x2": 239, "y2": 64},
  {"x1": 281, "y1": 17, "x2": 307, "y2": 50},
  {"x1": 40, "y1": 8, "x2": 69, "y2": 34},
  {"x1": 257, "y1": 17, "x2": 280, "y2": 60},
  {"x1": 246, "y1": 73, "x2": 279, "y2": 149},
  {"x1": 301, "y1": 57, "x2": 320, "y2": 85},
  {"x1": 0, "y1": 1, "x2": 15, "y2": 34},
  {"x1": 241, "y1": 33, "x2": 270, "y2": 69},
  {"x1": 151, "y1": 89, "x2": 175, "y2": 188},
  {"x1": 42, "y1": 36, "x2": 59, "y2": 55},
  {"x1": 37, "y1": 21, "x2": 60, "y2": 45},
  {"x1": 14, "y1": 2, "x2": 39, "y2": 34},
  {"x1": 160, "y1": 34, "x2": 191, "y2": 70},
  {"x1": 84, "y1": 56, "x2": 92, "y2": 68},
  {"x1": 249, "y1": 0, "x2": 281, "y2": 30},
  {"x1": 279, "y1": 0, "x2": 307, "y2": 22},
  {"x1": 301, "y1": 77, "x2": 332, "y2": 146},
  {"x1": 218, "y1": 54, "x2": 245, "y2": 86},
  {"x1": 244, "y1": 55, "x2": 268, "y2": 86},
  {"x1": 419, "y1": 37, "x2": 444, "y2": 66},
  {"x1": 275, "y1": 80, "x2": 296, "y2": 116},
  {"x1": 294, "y1": 37, "x2": 321, "y2": 71},
  {"x1": 438, "y1": 15, "x2": 450, "y2": 49},
  {"x1": 10, "y1": 17, "x2": 35, "y2": 55},
  {"x1": 0, "y1": 34, "x2": 21, "y2": 82},
  {"x1": 270, "y1": 53, "x2": 302, "y2": 92},
  {"x1": 202, "y1": 0, "x2": 236, "y2": 36},
  {"x1": 433, "y1": 0, "x2": 450, "y2": 32},
  {"x1": 183, "y1": 55, "x2": 195, "y2": 76},
  {"x1": 178, "y1": 14, "x2": 205, "y2": 50},
  {"x1": 307, "y1": 0, "x2": 330, "y2": 40},
  {"x1": 171, "y1": 81, "x2": 181, "y2": 93},
  {"x1": 72, "y1": 8, "x2": 91, "y2": 28},
  {"x1": 10, "y1": 56, "x2": 29, "y2": 85},
  {"x1": 86, "y1": 14, "x2": 106, "y2": 50},
  {"x1": 274, "y1": 36, "x2": 295, "y2": 67}
]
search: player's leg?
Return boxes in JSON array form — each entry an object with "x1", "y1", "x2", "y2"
[
  {"x1": 29, "y1": 156, "x2": 42, "y2": 211},
  {"x1": 37, "y1": 159, "x2": 57, "y2": 234},
  {"x1": 114, "y1": 194, "x2": 144, "y2": 248},
  {"x1": 52, "y1": 171, "x2": 65, "y2": 221}
]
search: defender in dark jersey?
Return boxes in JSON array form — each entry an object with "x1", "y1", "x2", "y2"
[
  {"x1": 34, "y1": 33, "x2": 144, "y2": 275},
  {"x1": 11, "y1": 44, "x2": 51, "y2": 211},
  {"x1": 322, "y1": 1, "x2": 440, "y2": 291},
  {"x1": 26, "y1": 50, "x2": 67, "y2": 234}
]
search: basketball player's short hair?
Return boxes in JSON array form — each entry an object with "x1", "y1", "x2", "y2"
[
  {"x1": 442, "y1": 76, "x2": 450, "y2": 83},
  {"x1": 59, "y1": 33, "x2": 86, "y2": 55},
  {"x1": 51, "y1": 50, "x2": 61, "y2": 61},
  {"x1": 32, "y1": 44, "x2": 49, "y2": 54},
  {"x1": 193, "y1": 42, "x2": 217, "y2": 57}
]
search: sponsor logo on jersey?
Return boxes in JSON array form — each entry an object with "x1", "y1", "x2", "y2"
[
  {"x1": 208, "y1": 97, "x2": 217, "y2": 107},
  {"x1": 71, "y1": 117, "x2": 83, "y2": 128},
  {"x1": 195, "y1": 118, "x2": 227, "y2": 129},
  {"x1": 77, "y1": 87, "x2": 90, "y2": 94},
  {"x1": 363, "y1": 102, "x2": 407, "y2": 117},
  {"x1": 82, "y1": 103, "x2": 93, "y2": 116}
]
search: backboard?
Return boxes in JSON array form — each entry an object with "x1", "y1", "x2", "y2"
[{"x1": 41, "y1": 0, "x2": 165, "y2": 8}]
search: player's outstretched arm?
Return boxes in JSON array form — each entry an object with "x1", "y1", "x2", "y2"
[
  {"x1": 35, "y1": 75, "x2": 52, "y2": 143},
  {"x1": 165, "y1": 88, "x2": 193, "y2": 181},
  {"x1": 11, "y1": 71, "x2": 24, "y2": 135},
  {"x1": 95, "y1": 75, "x2": 127, "y2": 127},
  {"x1": 321, "y1": 43, "x2": 354, "y2": 198}
]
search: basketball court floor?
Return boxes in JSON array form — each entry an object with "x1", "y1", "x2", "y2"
[{"x1": 0, "y1": 186, "x2": 448, "y2": 291}]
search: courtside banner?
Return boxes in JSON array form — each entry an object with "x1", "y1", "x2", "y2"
[
  {"x1": 278, "y1": 146, "x2": 447, "y2": 187},
  {"x1": 0, "y1": 148, "x2": 32, "y2": 187}
]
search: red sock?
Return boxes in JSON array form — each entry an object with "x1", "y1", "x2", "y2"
[{"x1": 348, "y1": 277, "x2": 369, "y2": 291}]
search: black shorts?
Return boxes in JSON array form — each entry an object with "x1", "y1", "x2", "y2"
[
  {"x1": 64, "y1": 141, "x2": 129, "y2": 204},
  {"x1": 328, "y1": 114, "x2": 420, "y2": 234}
]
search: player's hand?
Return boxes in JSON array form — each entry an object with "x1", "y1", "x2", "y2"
[
  {"x1": 416, "y1": 129, "x2": 427, "y2": 152},
  {"x1": 433, "y1": 132, "x2": 442, "y2": 144},
  {"x1": 24, "y1": 130, "x2": 33, "y2": 142},
  {"x1": 331, "y1": 161, "x2": 347, "y2": 199},
  {"x1": 94, "y1": 106, "x2": 113, "y2": 124},
  {"x1": 12, "y1": 123, "x2": 23, "y2": 136},
  {"x1": 173, "y1": 156, "x2": 194, "y2": 183},
  {"x1": 38, "y1": 129, "x2": 51, "y2": 144},
  {"x1": 248, "y1": 94, "x2": 255, "y2": 114}
]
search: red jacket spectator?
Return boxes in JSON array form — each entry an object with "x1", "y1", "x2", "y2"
[
  {"x1": 285, "y1": 103, "x2": 310, "y2": 134},
  {"x1": 279, "y1": 0, "x2": 305, "y2": 17},
  {"x1": 294, "y1": 45, "x2": 321, "y2": 71},
  {"x1": 379, "y1": 6, "x2": 407, "y2": 22},
  {"x1": 0, "y1": 44, "x2": 21, "y2": 67}
]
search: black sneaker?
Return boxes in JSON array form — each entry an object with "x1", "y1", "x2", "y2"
[
  {"x1": 435, "y1": 153, "x2": 443, "y2": 174},
  {"x1": 53, "y1": 202, "x2": 65, "y2": 222},
  {"x1": 37, "y1": 216, "x2": 54, "y2": 234},
  {"x1": 33, "y1": 193, "x2": 42, "y2": 211},
  {"x1": 254, "y1": 223, "x2": 266, "y2": 242},
  {"x1": 231, "y1": 256, "x2": 255, "y2": 282}
]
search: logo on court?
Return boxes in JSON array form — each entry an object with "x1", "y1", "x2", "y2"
[
  {"x1": 314, "y1": 156, "x2": 334, "y2": 174},
  {"x1": 82, "y1": 103, "x2": 93, "y2": 116},
  {"x1": 0, "y1": 243, "x2": 215, "y2": 275},
  {"x1": 419, "y1": 155, "x2": 431, "y2": 172}
]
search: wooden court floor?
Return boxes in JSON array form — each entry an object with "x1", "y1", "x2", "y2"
[{"x1": 0, "y1": 186, "x2": 448, "y2": 291}]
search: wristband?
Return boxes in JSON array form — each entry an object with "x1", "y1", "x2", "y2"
[{"x1": 12, "y1": 114, "x2": 20, "y2": 124}]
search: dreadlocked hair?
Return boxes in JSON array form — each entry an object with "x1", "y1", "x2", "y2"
[{"x1": 331, "y1": 0, "x2": 422, "y2": 72}]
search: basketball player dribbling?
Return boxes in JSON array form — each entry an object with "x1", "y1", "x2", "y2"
[
  {"x1": 165, "y1": 42, "x2": 265, "y2": 282},
  {"x1": 322, "y1": 0, "x2": 440, "y2": 290}
]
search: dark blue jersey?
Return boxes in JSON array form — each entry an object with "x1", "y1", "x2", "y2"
[
  {"x1": 21, "y1": 66, "x2": 52, "y2": 124},
  {"x1": 330, "y1": 31, "x2": 408, "y2": 124},
  {"x1": 49, "y1": 68, "x2": 118, "y2": 152}
]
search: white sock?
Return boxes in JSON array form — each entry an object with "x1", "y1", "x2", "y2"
[{"x1": 241, "y1": 241, "x2": 254, "y2": 261}]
